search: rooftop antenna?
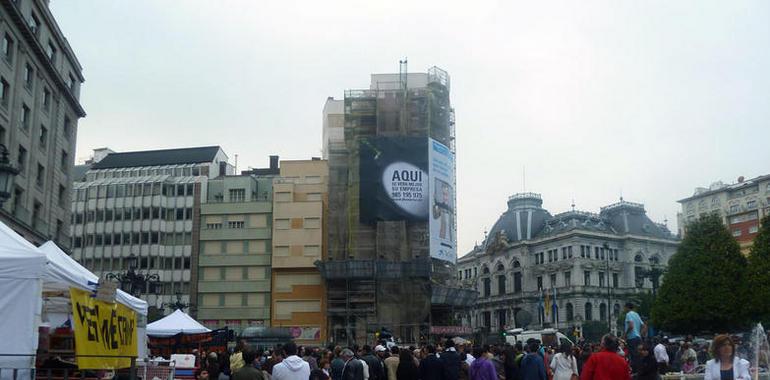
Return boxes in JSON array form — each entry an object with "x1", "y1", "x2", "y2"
[
  {"x1": 619, "y1": 188, "x2": 624, "y2": 202},
  {"x1": 664, "y1": 216, "x2": 668, "y2": 227},
  {"x1": 571, "y1": 198, "x2": 576, "y2": 212}
]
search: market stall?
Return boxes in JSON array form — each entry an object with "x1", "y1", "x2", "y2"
[
  {"x1": 38, "y1": 241, "x2": 149, "y2": 361},
  {"x1": 0, "y1": 222, "x2": 47, "y2": 373},
  {"x1": 147, "y1": 309, "x2": 210, "y2": 337}
]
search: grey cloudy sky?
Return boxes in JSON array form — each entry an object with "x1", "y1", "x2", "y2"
[{"x1": 50, "y1": 0, "x2": 770, "y2": 255}]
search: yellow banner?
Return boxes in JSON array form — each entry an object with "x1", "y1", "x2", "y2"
[{"x1": 69, "y1": 288, "x2": 138, "y2": 369}]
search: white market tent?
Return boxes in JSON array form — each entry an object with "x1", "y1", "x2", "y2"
[
  {"x1": 38, "y1": 241, "x2": 149, "y2": 358},
  {"x1": 0, "y1": 221, "x2": 47, "y2": 371},
  {"x1": 38, "y1": 241, "x2": 148, "y2": 316},
  {"x1": 147, "y1": 309, "x2": 210, "y2": 337}
]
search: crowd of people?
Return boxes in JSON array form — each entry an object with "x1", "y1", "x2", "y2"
[{"x1": 185, "y1": 301, "x2": 757, "y2": 380}]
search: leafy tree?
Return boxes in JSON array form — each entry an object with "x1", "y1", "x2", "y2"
[
  {"x1": 651, "y1": 214, "x2": 748, "y2": 334},
  {"x1": 747, "y1": 216, "x2": 770, "y2": 325}
]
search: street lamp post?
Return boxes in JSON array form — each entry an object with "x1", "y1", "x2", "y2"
[
  {"x1": 0, "y1": 144, "x2": 20, "y2": 207},
  {"x1": 105, "y1": 254, "x2": 161, "y2": 297},
  {"x1": 602, "y1": 242, "x2": 612, "y2": 333}
]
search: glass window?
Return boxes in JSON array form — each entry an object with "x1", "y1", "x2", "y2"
[{"x1": 2, "y1": 34, "x2": 13, "y2": 61}]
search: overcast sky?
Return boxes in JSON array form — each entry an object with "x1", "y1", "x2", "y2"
[{"x1": 50, "y1": 0, "x2": 770, "y2": 255}]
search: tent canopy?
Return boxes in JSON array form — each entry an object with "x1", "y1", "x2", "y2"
[
  {"x1": 38, "y1": 241, "x2": 148, "y2": 316},
  {"x1": 0, "y1": 221, "x2": 46, "y2": 279},
  {"x1": 147, "y1": 309, "x2": 210, "y2": 337}
]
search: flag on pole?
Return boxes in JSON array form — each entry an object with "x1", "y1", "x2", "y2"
[{"x1": 552, "y1": 287, "x2": 558, "y2": 316}]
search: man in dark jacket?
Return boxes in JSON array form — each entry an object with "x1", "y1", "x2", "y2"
[
  {"x1": 441, "y1": 339, "x2": 462, "y2": 380},
  {"x1": 361, "y1": 345, "x2": 385, "y2": 380},
  {"x1": 519, "y1": 340, "x2": 547, "y2": 380},
  {"x1": 341, "y1": 348, "x2": 365, "y2": 380},
  {"x1": 419, "y1": 345, "x2": 444, "y2": 380},
  {"x1": 232, "y1": 349, "x2": 265, "y2": 380}
]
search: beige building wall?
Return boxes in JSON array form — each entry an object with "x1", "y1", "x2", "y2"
[{"x1": 271, "y1": 159, "x2": 329, "y2": 344}]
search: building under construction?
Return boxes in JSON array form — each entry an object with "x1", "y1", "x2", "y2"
[{"x1": 318, "y1": 64, "x2": 476, "y2": 345}]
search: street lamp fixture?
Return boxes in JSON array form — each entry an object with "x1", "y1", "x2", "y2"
[
  {"x1": 162, "y1": 292, "x2": 190, "y2": 312},
  {"x1": 105, "y1": 254, "x2": 161, "y2": 297},
  {"x1": 0, "y1": 144, "x2": 19, "y2": 207}
]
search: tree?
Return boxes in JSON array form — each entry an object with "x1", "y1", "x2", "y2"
[
  {"x1": 651, "y1": 213, "x2": 748, "y2": 334},
  {"x1": 747, "y1": 216, "x2": 770, "y2": 325}
]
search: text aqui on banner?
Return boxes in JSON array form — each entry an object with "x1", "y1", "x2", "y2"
[{"x1": 69, "y1": 288, "x2": 138, "y2": 369}]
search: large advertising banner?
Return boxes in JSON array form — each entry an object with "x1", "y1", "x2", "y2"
[
  {"x1": 428, "y1": 138, "x2": 457, "y2": 263},
  {"x1": 69, "y1": 288, "x2": 138, "y2": 369},
  {"x1": 359, "y1": 137, "x2": 429, "y2": 224},
  {"x1": 359, "y1": 137, "x2": 457, "y2": 263}
]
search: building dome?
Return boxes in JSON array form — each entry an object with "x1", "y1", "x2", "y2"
[{"x1": 484, "y1": 193, "x2": 551, "y2": 247}]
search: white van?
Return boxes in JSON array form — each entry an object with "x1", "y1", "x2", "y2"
[{"x1": 504, "y1": 328, "x2": 575, "y2": 348}]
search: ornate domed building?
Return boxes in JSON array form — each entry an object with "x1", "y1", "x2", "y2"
[{"x1": 456, "y1": 192, "x2": 679, "y2": 336}]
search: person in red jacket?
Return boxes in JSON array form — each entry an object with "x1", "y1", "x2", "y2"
[{"x1": 581, "y1": 334, "x2": 631, "y2": 380}]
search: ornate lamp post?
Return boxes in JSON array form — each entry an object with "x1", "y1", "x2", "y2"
[
  {"x1": 162, "y1": 292, "x2": 190, "y2": 312},
  {"x1": 105, "y1": 254, "x2": 162, "y2": 297},
  {"x1": 602, "y1": 242, "x2": 613, "y2": 333},
  {"x1": 636, "y1": 266, "x2": 665, "y2": 298},
  {"x1": 0, "y1": 144, "x2": 20, "y2": 207}
]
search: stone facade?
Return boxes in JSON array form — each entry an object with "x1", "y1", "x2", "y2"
[
  {"x1": 0, "y1": 0, "x2": 85, "y2": 248},
  {"x1": 456, "y1": 193, "x2": 678, "y2": 335}
]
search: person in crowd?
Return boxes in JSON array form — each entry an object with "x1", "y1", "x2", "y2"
[
  {"x1": 580, "y1": 334, "x2": 630, "y2": 380},
  {"x1": 231, "y1": 340, "x2": 248, "y2": 374},
  {"x1": 396, "y1": 349, "x2": 420, "y2": 380},
  {"x1": 304, "y1": 346, "x2": 319, "y2": 371},
  {"x1": 272, "y1": 342, "x2": 311, "y2": 380},
  {"x1": 232, "y1": 349, "x2": 266, "y2": 380},
  {"x1": 698, "y1": 343, "x2": 711, "y2": 365},
  {"x1": 623, "y1": 302, "x2": 644, "y2": 370},
  {"x1": 319, "y1": 359, "x2": 331, "y2": 377},
  {"x1": 484, "y1": 345, "x2": 503, "y2": 379},
  {"x1": 680, "y1": 342, "x2": 698, "y2": 374},
  {"x1": 384, "y1": 346, "x2": 400, "y2": 380},
  {"x1": 653, "y1": 338, "x2": 669, "y2": 375},
  {"x1": 461, "y1": 343, "x2": 475, "y2": 366},
  {"x1": 331, "y1": 346, "x2": 346, "y2": 380},
  {"x1": 519, "y1": 340, "x2": 547, "y2": 380},
  {"x1": 502, "y1": 344, "x2": 520, "y2": 380},
  {"x1": 264, "y1": 347, "x2": 284, "y2": 376},
  {"x1": 341, "y1": 348, "x2": 365, "y2": 380},
  {"x1": 441, "y1": 339, "x2": 462, "y2": 380},
  {"x1": 635, "y1": 343, "x2": 659, "y2": 380},
  {"x1": 361, "y1": 345, "x2": 385, "y2": 380},
  {"x1": 458, "y1": 351, "x2": 470, "y2": 380},
  {"x1": 310, "y1": 368, "x2": 331, "y2": 380},
  {"x1": 469, "y1": 346, "x2": 497, "y2": 380},
  {"x1": 198, "y1": 352, "x2": 222, "y2": 380},
  {"x1": 418, "y1": 345, "x2": 443, "y2": 380},
  {"x1": 550, "y1": 341, "x2": 578, "y2": 380},
  {"x1": 704, "y1": 334, "x2": 751, "y2": 380}
]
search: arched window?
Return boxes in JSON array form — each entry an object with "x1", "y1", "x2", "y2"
[
  {"x1": 482, "y1": 278, "x2": 491, "y2": 297},
  {"x1": 649, "y1": 256, "x2": 660, "y2": 265},
  {"x1": 566, "y1": 303, "x2": 574, "y2": 321},
  {"x1": 585, "y1": 303, "x2": 593, "y2": 321},
  {"x1": 496, "y1": 263, "x2": 505, "y2": 272},
  {"x1": 498, "y1": 274, "x2": 507, "y2": 295},
  {"x1": 600, "y1": 303, "x2": 607, "y2": 321},
  {"x1": 512, "y1": 260, "x2": 521, "y2": 268},
  {"x1": 634, "y1": 254, "x2": 643, "y2": 263},
  {"x1": 482, "y1": 266, "x2": 490, "y2": 275}
]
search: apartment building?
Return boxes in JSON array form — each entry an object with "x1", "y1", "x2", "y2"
[
  {"x1": 197, "y1": 166, "x2": 277, "y2": 334},
  {"x1": 0, "y1": 0, "x2": 85, "y2": 248},
  {"x1": 678, "y1": 174, "x2": 770, "y2": 253},
  {"x1": 271, "y1": 159, "x2": 328, "y2": 344},
  {"x1": 71, "y1": 146, "x2": 232, "y2": 317}
]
